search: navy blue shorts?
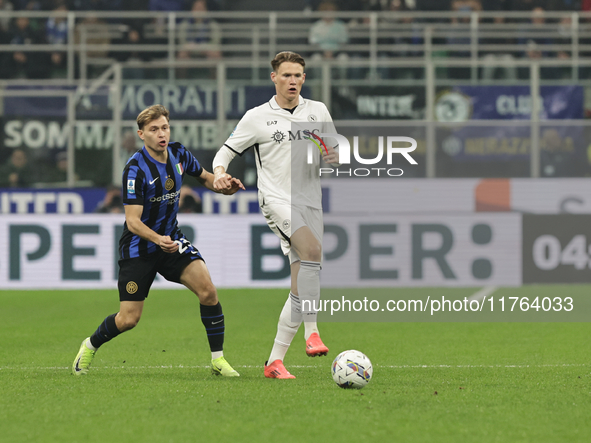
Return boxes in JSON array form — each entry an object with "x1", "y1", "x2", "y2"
[{"x1": 117, "y1": 237, "x2": 204, "y2": 302}]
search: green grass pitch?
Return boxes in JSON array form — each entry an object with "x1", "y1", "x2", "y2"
[{"x1": 1, "y1": 286, "x2": 590, "y2": 443}]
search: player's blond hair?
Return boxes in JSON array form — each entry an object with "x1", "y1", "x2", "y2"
[
  {"x1": 136, "y1": 104, "x2": 170, "y2": 130},
  {"x1": 271, "y1": 51, "x2": 305, "y2": 72}
]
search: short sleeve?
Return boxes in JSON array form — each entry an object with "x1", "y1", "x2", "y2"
[
  {"x1": 122, "y1": 164, "x2": 145, "y2": 205},
  {"x1": 222, "y1": 110, "x2": 258, "y2": 155},
  {"x1": 182, "y1": 147, "x2": 203, "y2": 177}
]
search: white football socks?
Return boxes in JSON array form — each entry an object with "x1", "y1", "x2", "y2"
[
  {"x1": 268, "y1": 292, "x2": 301, "y2": 363},
  {"x1": 298, "y1": 260, "x2": 321, "y2": 340}
]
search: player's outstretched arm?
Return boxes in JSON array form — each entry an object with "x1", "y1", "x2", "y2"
[
  {"x1": 202, "y1": 168, "x2": 245, "y2": 195},
  {"x1": 124, "y1": 205, "x2": 179, "y2": 253},
  {"x1": 212, "y1": 144, "x2": 238, "y2": 192}
]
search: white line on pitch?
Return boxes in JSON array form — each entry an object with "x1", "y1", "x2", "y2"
[
  {"x1": 0, "y1": 363, "x2": 588, "y2": 371},
  {"x1": 468, "y1": 286, "x2": 498, "y2": 301},
  {"x1": 0, "y1": 365, "x2": 320, "y2": 370},
  {"x1": 383, "y1": 363, "x2": 589, "y2": 369}
]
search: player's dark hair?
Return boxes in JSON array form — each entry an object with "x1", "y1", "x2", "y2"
[
  {"x1": 271, "y1": 51, "x2": 305, "y2": 72},
  {"x1": 137, "y1": 104, "x2": 170, "y2": 130}
]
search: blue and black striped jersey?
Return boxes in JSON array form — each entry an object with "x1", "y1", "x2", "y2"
[{"x1": 119, "y1": 142, "x2": 203, "y2": 259}]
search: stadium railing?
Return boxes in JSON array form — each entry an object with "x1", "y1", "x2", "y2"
[
  {"x1": 0, "y1": 10, "x2": 590, "y2": 185},
  {"x1": 1, "y1": 10, "x2": 591, "y2": 83}
]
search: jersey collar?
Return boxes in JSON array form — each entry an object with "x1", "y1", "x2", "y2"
[
  {"x1": 142, "y1": 145, "x2": 169, "y2": 165},
  {"x1": 269, "y1": 95, "x2": 305, "y2": 111}
]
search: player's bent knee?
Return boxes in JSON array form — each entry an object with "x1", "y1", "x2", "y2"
[
  {"x1": 197, "y1": 284, "x2": 218, "y2": 305},
  {"x1": 304, "y1": 244, "x2": 322, "y2": 262},
  {"x1": 117, "y1": 314, "x2": 141, "y2": 331}
]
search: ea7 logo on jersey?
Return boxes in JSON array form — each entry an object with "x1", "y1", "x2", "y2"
[
  {"x1": 127, "y1": 180, "x2": 135, "y2": 194},
  {"x1": 267, "y1": 120, "x2": 277, "y2": 126}
]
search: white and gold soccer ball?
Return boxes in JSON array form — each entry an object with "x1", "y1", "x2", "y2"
[{"x1": 331, "y1": 350, "x2": 373, "y2": 389}]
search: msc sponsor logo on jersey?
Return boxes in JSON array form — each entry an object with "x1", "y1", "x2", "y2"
[
  {"x1": 288, "y1": 128, "x2": 320, "y2": 141},
  {"x1": 149, "y1": 189, "x2": 181, "y2": 204},
  {"x1": 127, "y1": 180, "x2": 135, "y2": 194}
]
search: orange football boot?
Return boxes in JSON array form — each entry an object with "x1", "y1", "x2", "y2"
[
  {"x1": 264, "y1": 360, "x2": 296, "y2": 379},
  {"x1": 306, "y1": 332, "x2": 329, "y2": 357}
]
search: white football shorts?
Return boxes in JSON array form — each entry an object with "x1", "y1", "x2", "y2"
[{"x1": 260, "y1": 202, "x2": 324, "y2": 264}]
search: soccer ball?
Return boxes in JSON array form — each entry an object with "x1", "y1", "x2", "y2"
[{"x1": 331, "y1": 350, "x2": 373, "y2": 389}]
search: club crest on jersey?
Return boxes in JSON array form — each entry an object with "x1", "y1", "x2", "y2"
[
  {"x1": 307, "y1": 114, "x2": 317, "y2": 122},
  {"x1": 175, "y1": 163, "x2": 184, "y2": 175},
  {"x1": 271, "y1": 130, "x2": 286, "y2": 144},
  {"x1": 127, "y1": 179, "x2": 135, "y2": 194},
  {"x1": 165, "y1": 177, "x2": 174, "y2": 191}
]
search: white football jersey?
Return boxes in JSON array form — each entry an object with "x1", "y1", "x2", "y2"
[{"x1": 223, "y1": 95, "x2": 336, "y2": 209}]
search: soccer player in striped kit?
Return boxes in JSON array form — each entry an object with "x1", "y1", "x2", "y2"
[{"x1": 72, "y1": 104, "x2": 243, "y2": 377}]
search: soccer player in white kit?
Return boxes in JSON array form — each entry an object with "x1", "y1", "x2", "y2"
[{"x1": 212, "y1": 51, "x2": 339, "y2": 379}]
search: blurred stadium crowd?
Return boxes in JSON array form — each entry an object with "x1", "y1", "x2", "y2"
[
  {"x1": 0, "y1": 0, "x2": 587, "y2": 80},
  {"x1": 0, "y1": 0, "x2": 583, "y2": 13}
]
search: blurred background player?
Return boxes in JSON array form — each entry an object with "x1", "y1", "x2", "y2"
[
  {"x1": 212, "y1": 51, "x2": 339, "y2": 379},
  {"x1": 72, "y1": 104, "x2": 244, "y2": 377}
]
